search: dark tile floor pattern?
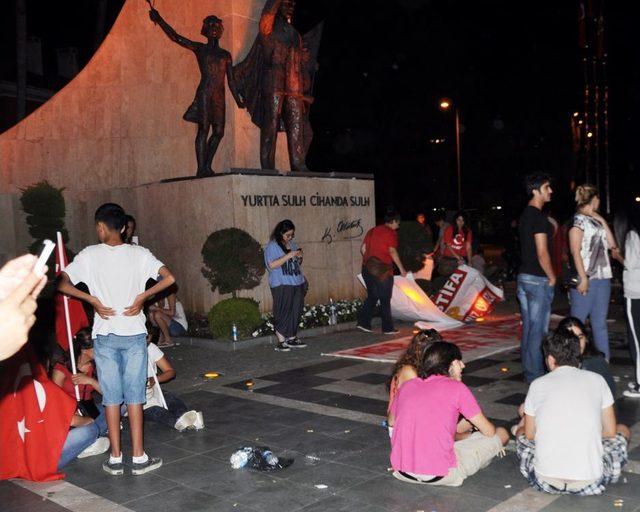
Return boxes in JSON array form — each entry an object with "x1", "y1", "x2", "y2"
[{"x1": 5, "y1": 341, "x2": 640, "y2": 512}]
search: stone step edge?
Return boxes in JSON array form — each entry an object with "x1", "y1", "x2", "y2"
[{"x1": 173, "y1": 319, "x2": 382, "y2": 352}]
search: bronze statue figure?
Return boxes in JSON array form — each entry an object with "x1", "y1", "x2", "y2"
[
  {"x1": 149, "y1": 7, "x2": 245, "y2": 178},
  {"x1": 234, "y1": 0, "x2": 322, "y2": 172}
]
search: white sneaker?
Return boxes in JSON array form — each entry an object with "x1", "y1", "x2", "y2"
[
  {"x1": 624, "y1": 384, "x2": 640, "y2": 398},
  {"x1": 78, "y1": 437, "x2": 110, "y2": 459},
  {"x1": 193, "y1": 411, "x2": 205, "y2": 430},
  {"x1": 174, "y1": 410, "x2": 198, "y2": 431}
]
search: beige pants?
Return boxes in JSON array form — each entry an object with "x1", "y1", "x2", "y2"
[{"x1": 394, "y1": 432, "x2": 504, "y2": 487}]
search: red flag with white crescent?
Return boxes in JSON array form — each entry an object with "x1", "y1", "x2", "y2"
[{"x1": 0, "y1": 346, "x2": 76, "y2": 481}]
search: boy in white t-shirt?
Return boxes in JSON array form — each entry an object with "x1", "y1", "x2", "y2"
[
  {"x1": 516, "y1": 329, "x2": 630, "y2": 495},
  {"x1": 58, "y1": 203, "x2": 176, "y2": 476}
]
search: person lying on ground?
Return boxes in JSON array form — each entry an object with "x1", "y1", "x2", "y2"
[
  {"x1": 390, "y1": 341, "x2": 509, "y2": 486},
  {"x1": 515, "y1": 330, "x2": 629, "y2": 496}
]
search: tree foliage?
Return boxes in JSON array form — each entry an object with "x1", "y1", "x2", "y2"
[
  {"x1": 20, "y1": 181, "x2": 68, "y2": 254},
  {"x1": 201, "y1": 228, "x2": 265, "y2": 297}
]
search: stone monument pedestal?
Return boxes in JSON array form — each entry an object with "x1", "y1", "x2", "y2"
[{"x1": 61, "y1": 170, "x2": 375, "y2": 313}]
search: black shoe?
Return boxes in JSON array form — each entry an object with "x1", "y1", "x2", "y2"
[
  {"x1": 383, "y1": 330, "x2": 400, "y2": 335},
  {"x1": 287, "y1": 337, "x2": 307, "y2": 348},
  {"x1": 275, "y1": 342, "x2": 291, "y2": 352},
  {"x1": 356, "y1": 325, "x2": 373, "y2": 333},
  {"x1": 102, "y1": 458, "x2": 124, "y2": 476},
  {"x1": 132, "y1": 456, "x2": 163, "y2": 476}
]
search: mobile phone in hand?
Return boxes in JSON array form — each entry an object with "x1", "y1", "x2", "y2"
[{"x1": 33, "y1": 239, "x2": 55, "y2": 277}]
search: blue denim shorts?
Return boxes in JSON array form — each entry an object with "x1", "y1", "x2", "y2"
[
  {"x1": 94, "y1": 333, "x2": 148, "y2": 406},
  {"x1": 168, "y1": 320, "x2": 187, "y2": 337}
]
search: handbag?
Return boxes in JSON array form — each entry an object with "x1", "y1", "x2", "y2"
[
  {"x1": 364, "y1": 256, "x2": 394, "y2": 281},
  {"x1": 562, "y1": 259, "x2": 580, "y2": 288}
]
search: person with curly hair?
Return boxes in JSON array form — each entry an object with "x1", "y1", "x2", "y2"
[{"x1": 386, "y1": 329, "x2": 442, "y2": 436}]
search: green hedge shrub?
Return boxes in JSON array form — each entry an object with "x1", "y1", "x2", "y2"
[{"x1": 208, "y1": 298, "x2": 262, "y2": 340}]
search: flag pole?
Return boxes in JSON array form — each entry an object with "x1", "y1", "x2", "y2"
[{"x1": 57, "y1": 231, "x2": 81, "y2": 402}]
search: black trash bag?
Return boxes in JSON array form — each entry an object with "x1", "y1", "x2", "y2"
[{"x1": 229, "y1": 446, "x2": 294, "y2": 472}]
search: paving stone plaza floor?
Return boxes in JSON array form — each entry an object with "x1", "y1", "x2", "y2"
[{"x1": 5, "y1": 285, "x2": 640, "y2": 512}]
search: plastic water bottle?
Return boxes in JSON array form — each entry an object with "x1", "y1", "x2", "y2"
[
  {"x1": 329, "y1": 299, "x2": 337, "y2": 326},
  {"x1": 232, "y1": 323, "x2": 238, "y2": 341},
  {"x1": 230, "y1": 447, "x2": 252, "y2": 469},
  {"x1": 262, "y1": 450, "x2": 278, "y2": 466}
]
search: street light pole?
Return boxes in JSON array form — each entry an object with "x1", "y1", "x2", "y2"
[
  {"x1": 439, "y1": 99, "x2": 463, "y2": 210},
  {"x1": 454, "y1": 108, "x2": 462, "y2": 210}
]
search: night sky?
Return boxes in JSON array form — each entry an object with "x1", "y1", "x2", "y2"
[{"x1": 2, "y1": 0, "x2": 639, "y2": 230}]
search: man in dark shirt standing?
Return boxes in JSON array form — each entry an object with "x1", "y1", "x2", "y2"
[{"x1": 518, "y1": 174, "x2": 555, "y2": 382}]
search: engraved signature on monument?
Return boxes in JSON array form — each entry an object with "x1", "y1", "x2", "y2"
[{"x1": 322, "y1": 219, "x2": 364, "y2": 244}]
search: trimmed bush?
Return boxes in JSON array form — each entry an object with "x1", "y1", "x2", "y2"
[
  {"x1": 201, "y1": 228, "x2": 265, "y2": 297},
  {"x1": 397, "y1": 221, "x2": 434, "y2": 272},
  {"x1": 208, "y1": 298, "x2": 262, "y2": 340}
]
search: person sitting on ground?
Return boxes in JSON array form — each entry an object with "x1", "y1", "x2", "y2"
[
  {"x1": 387, "y1": 329, "x2": 442, "y2": 436},
  {"x1": 148, "y1": 286, "x2": 188, "y2": 348},
  {"x1": 46, "y1": 346, "x2": 111, "y2": 468},
  {"x1": 515, "y1": 330, "x2": 629, "y2": 495},
  {"x1": 51, "y1": 328, "x2": 102, "y2": 417},
  {"x1": 390, "y1": 341, "x2": 509, "y2": 486},
  {"x1": 510, "y1": 316, "x2": 617, "y2": 436},
  {"x1": 144, "y1": 326, "x2": 204, "y2": 431},
  {"x1": 558, "y1": 316, "x2": 616, "y2": 397},
  {"x1": 57, "y1": 410, "x2": 111, "y2": 469}
]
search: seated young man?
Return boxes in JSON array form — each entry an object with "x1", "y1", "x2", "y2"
[
  {"x1": 144, "y1": 326, "x2": 203, "y2": 431},
  {"x1": 516, "y1": 330, "x2": 630, "y2": 495},
  {"x1": 390, "y1": 341, "x2": 509, "y2": 486},
  {"x1": 58, "y1": 413, "x2": 110, "y2": 470}
]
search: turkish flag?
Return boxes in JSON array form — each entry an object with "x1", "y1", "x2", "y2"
[
  {"x1": 55, "y1": 234, "x2": 89, "y2": 350},
  {"x1": 0, "y1": 347, "x2": 76, "y2": 481}
]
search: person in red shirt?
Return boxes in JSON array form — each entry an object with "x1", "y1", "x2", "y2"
[
  {"x1": 442, "y1": 211, "x2": 473, "y2": 266},
  {"x1": 357, "y1": 210, "x2": 407, "y2": 335}
]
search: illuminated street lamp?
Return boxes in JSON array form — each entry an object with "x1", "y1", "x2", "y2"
[{"x1": 439, "y1": 98, "x2": 462, "y2": 209}]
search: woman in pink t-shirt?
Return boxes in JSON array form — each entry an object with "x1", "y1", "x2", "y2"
[
  {"x1": 387, "y1": 329, "x2": 443, "y2": 437},
  {"x1": 390, "y1": 342, "x2": 509, "y2": 486}
]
